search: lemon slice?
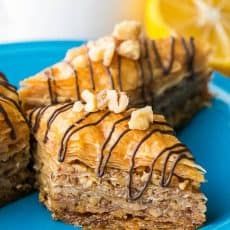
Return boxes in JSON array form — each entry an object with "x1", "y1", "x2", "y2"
[{"x1": 145, "y1": 0, "x2": 230, "y2": 76}]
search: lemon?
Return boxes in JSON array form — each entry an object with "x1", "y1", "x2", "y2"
[{"x1": 145, "y1": 0, "x2": 230, "y2": 76}]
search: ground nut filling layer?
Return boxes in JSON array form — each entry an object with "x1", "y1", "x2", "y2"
[{"x1": 35, "y1": 144, "x2": 206, "y2": 230}]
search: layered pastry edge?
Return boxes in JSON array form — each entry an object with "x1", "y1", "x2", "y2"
[
  {"x1": 28, "y1": 90, "x2": 207, "y2": 229},
  {"x1": 0, "y1": 73, "x2": 33, "y2": 206}
]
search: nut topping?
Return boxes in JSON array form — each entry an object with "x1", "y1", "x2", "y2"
[
  {"x1": 128, "y1": 106, "x2": 154, "y2": 130},
  {"x1": 107, "y1": 90, "x2": 129, "y2": 113},
  {"x1": 113, "y1": 20, "x2": 141, "y2": 40},
  {"x1": 72, "y1": 55, "x2": 89, "y2": 69},
  {"x1": 87, "y1": 36, "x2": 115, "y2": 66},
  {"x1": 117, "y1": 40, "x2": 140, "y2": 60},
  {"x1": 72, "y1": 101, "x2": 84, "y2": 112},
  {"x1": 81, "y1": 90, "x2": 97, "y2": 112}
]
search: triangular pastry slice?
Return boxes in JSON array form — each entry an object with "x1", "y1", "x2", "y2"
[
  {"x1": 19, "y1": 20, "x2": 212, "y2": 127},
  {"x1": 29, "y1": 91, "x2": 206, "y2": 229}
]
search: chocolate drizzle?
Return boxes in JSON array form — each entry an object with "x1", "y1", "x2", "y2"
[
  {"x1": 105, "y1": 66, "x2": 115, "y2": 89},
  {"x1": 144, "y1": 39, "x2": 154, "y2": 105},
  {"x1": 87, "y1": 53, "x2": 96, "y2": 90},
  {"x1": 58, "y1": 111, "x2": 111, "y2": 162},
  {"x1": 97, "y1": 115, "x2": 131, "y2": 177},
  {"x1": 28, "y1": 108, "x2": 38, "y2": 127},
  {"x1": 66, "y1": 62, "x2": 80, "y2": 99},
  {"x1": 0, "y1": 103, "x2": 16, "y2": 139},
  {"x1": 32, "y1": 105, "x2": 53, "y2": 133},
  {"x1": 117, "y1": 55, "x2": 123, "y2": 91},
  {"x1": 138, "y1": 40, "x2": 147, "y2": 105},
  {"x1": 128, "y1": 142, "x2": 192, "y2": 200},
  {"x1": 96, "y1": 117, "x2": 173, "y2": 178},
  {"x1": 43, "y1": 102, "x2": 74, "y2": 143},
  {"x1": 160, "y1": 146, "x2": 193, "y2": 187},
  {"x1": 181, "y1": 37, "x2": 195, "y2": 76},
  {"x1": 128, "y1": 129, "x2": 174, "y2": 200},
  {"x1": 144, "y1": 39, "x2": 153, "y2": 80},
  {"x1": 152, "y1": 37, "x2": 175, "y2": 75},
  {"x1": 45, "y1": 69, "x2": 57, "y2": 104},
  {"x1": 58, "y1": 111, "x2": 92, "y2": 159}
]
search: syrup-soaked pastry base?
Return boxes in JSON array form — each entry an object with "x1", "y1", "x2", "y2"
[
  {"x1": 0, "y1": 167, "x2": 33, "y2": 206},
  {"x1": 153, "y1": 72, "x2": 211, "y2": 127},
  {"x1": 52, "y1": 212, "x2": 200, "y2": 230},
  {"x1": 35, "y1": 145, "x2": 206, "y2": 230},
  {"x1": 0, "y1": 148, "x2": 33, "y2": 206}
]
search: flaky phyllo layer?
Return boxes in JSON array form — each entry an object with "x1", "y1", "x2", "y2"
[
  {"x1": 19, "y1": 21, "x2": 211, "y2": 115},
  {"x1": 0, "y1": 73, "x2": 29, "y2": 158},
  {"x1": 29, "y1": 102, "x2": 205, "y2": 194},
  {"x1": 0, "y1": 73, "x2": 32, "y2": 206}
]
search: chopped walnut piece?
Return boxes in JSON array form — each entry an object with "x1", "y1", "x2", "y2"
[
  {"x1": 117, "y1": 40, "x2": 140, "y2": 60},
  {"x1": 179, "y1": 180, "x2": 190, "y2": 190},
  {"x1": 128, "y1": 106, "x2": 154, "y2": 130},
  {"x1": 87, "y1": 36, "x2": 115, "y2": 66},
  {"x1": 107, "y1": 90, "x2": 129, "y2": 113},
  {"x1": 103, "y1": 42, "x2": 116, "y2": 66},
  {"x1": 65, "y1": 46, "x2": 86, "y2": 61},
  {"x1": 88, "y1": 42, "x2": 104, "y2": 62},
  {"x1": 81, "y1": 90, "x2": 97, "y2": 112},
  {"x1": 96, "y1": 90, "x2": 108, "y2": 110},
  {"x1": 72, "y1": 55, "x2": 89, "y2": 69},
  {"x1": 72, "y1": 101, "x2": 84, "y2": 113},
  {"x1": 112, "y1": 20, "x2": 141, "y2": 40}
]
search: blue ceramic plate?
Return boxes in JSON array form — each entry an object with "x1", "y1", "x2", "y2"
[{"x1": 0, "y1": 41, "x2": 229, "y2": 230}]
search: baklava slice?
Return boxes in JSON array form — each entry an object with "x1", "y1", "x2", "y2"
[
  {"x1": 19, "y1": 20, "x2": 212, "y2": 128},
  {"x1": 29, "y1": 91, "x2": 206, "y2": 229},
  {"x1": 0, "y1": 73, "x2": 32, "y2": 206}
]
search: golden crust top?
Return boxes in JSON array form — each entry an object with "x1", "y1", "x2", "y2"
[
  {"x1": 18, "y1": 21, "x2": 211, "y2": 111},
  {"x1": 28, "y1": 103, "x2": 205, "y2": 186}
]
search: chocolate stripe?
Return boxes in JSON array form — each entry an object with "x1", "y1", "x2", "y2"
[
  {"x1": 58, "y1": 111, "x2": 110, "y2": 162},
  {"x1": 160, "y1": 147, "x2": 193, "y2": 187},
  {"x1": 105, "y1": 66, "x2": 115, "y2": 90},
  {"x1": 152, "y1": 37, "x2": 175, "y2": 75},
  {"x1": 181, "y1": 37, "x2": 195, "y2": 76},
  {"x1": 97, "y1": 115, "x2": 131, "y2": 177},
  {"x1": 117, "y1": 55, "x2": 123, "y2": 91},
  {"x1": 66, "y1": 61, "x2": 80, "y2": 100},
  {"x1": 43, "y1": 102, "x2": 74, "y2": 143},
  {"x1": 45, "y1": 69, "x2": 57, "y2": 104},
  {"x1": 33, "y1": 105, "x2": 53, "y2": 133},
  {"x1": 128, "y1": 128, "x2": 175, "y2": 200}
]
